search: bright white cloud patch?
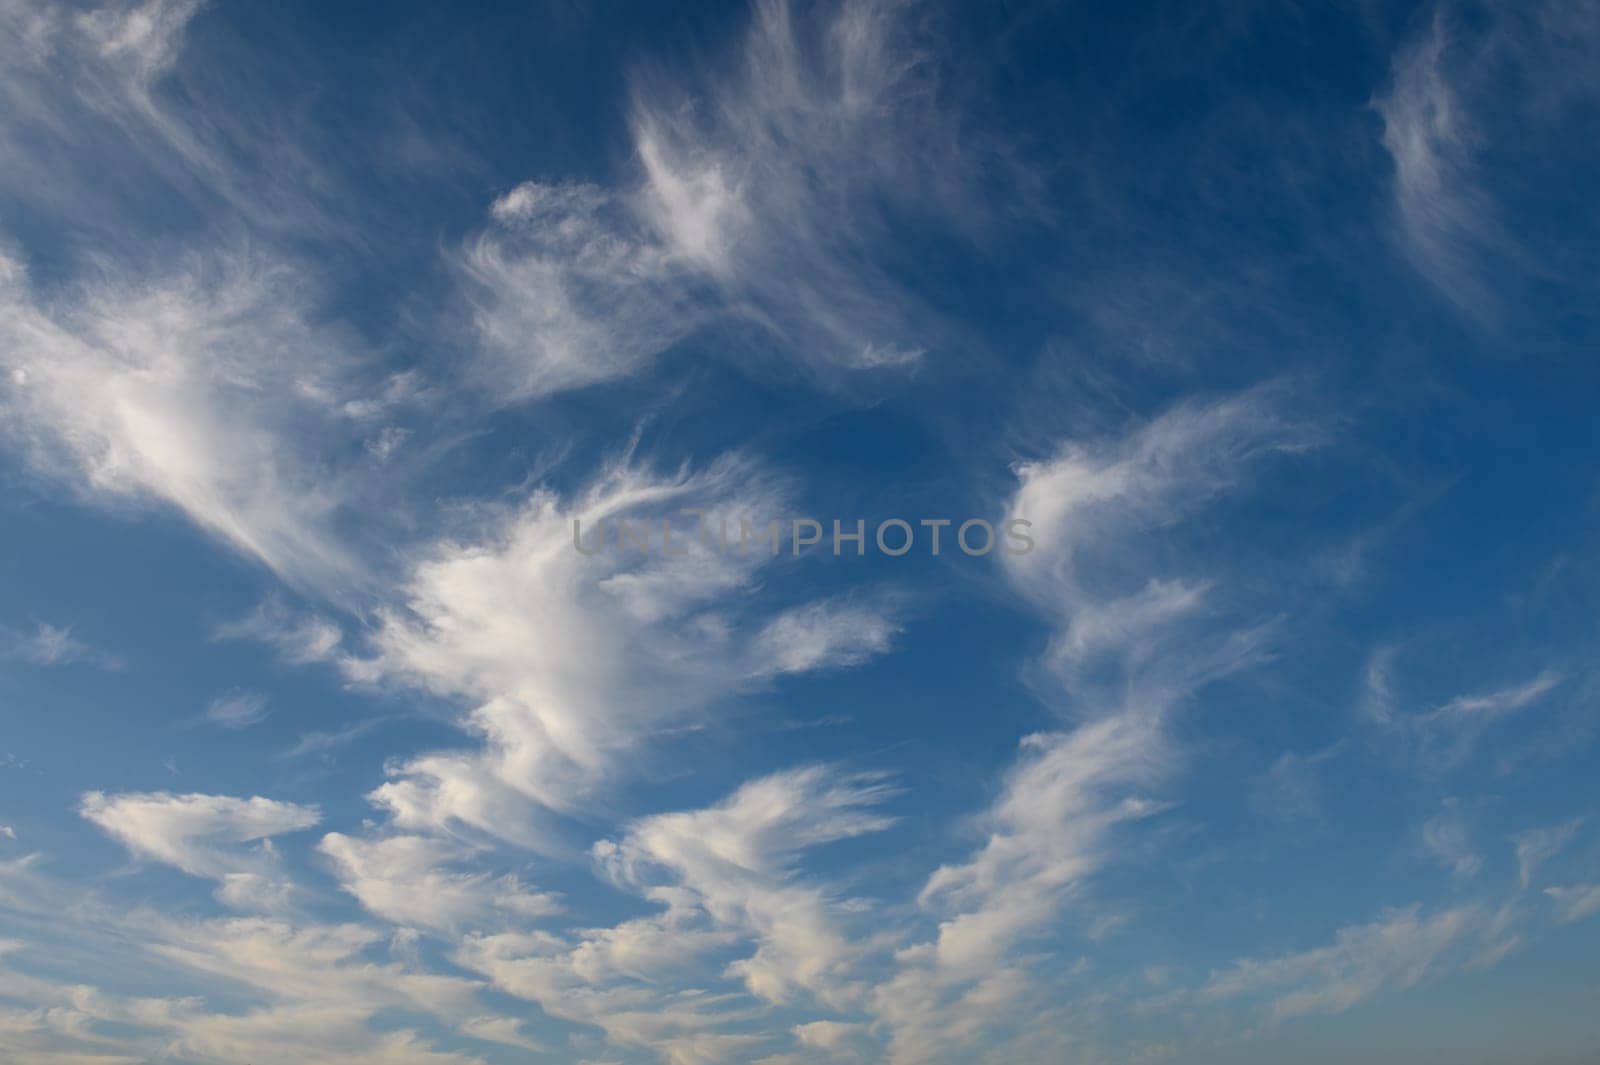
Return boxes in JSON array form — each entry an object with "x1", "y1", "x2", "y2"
[
  {"x1": 0, "y1": 250, "x2": 369, "y2": 589},
  {"x1": 319, "y1": 832, "x2": 561, "y2": 933},
  {"x1": 352, "y1": 457, "x2": 898, "y2": 842},
  {"x1": 80, "y1": 791, "x2": 319, "y2": 910}
]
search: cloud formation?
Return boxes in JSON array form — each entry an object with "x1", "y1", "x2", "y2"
[
  {"x1": 80, "y1": 791, "x2": 320, "y2": 910},
  {"x1": 0, "y1": 249, "x2": 372, "y2": 589},
  {"x1": 352, "y1": 457, "x2": 898, "y2": 842},
  {"x1": 465, "y1": 0, "x2": 1024, "y2": 400}
]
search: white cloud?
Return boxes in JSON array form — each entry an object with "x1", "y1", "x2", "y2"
[
  {"x1": 1411, "y1": 669, "x2": 1563, "y2": 770},
  {"x1": 282, "y1": 719, "x2": 382, "y2": 761},
  {"x1": 749, "y1": 598, "x2": 900, "y2": 676},
  {"x1": 1375, "y1": 5, "x2": 1600, "y2": 315},
  {"x1": 203, "y1": 689, "x2": 269, "y2": 730},
  {"x1": 1252, "y1": 741, "x2": 1345, "y2": 822},
  {"x1": 1003, "y1": 390, "x2": 1303, "y2": 701},
  {"x1": 464, "y1": 180, "x2": 703, "y2": 400},
  {"x1": 859, "y1": 392, "x2": 1308, "y2": 1063},
  {"x1": 1421, "y1": 800, "x2": 1481, "y2": 879},
  {"x1": 793, "y1": 1018, "x2": 869, "y2": 1056},
  {"x1": 1199, "y1": 904, "x2": 1490, "y2": 1022},
  {"x1": 1513, "y1": 818, "x2": 1582, "y2": 890},
  {"x1": 1544, "y1": 883, "x2": 1600, "y2": 925},
  {"x1": 75, "y1": 0, "x2": 206, "y2": 85},
  {"x1": 1430, "y1": 670, "x2": 1563, "y2": 724},
  {"x1": 456, "y1": 1013, "x2": 546, "y2": 1054},
  {"x1": 917, "y1": 719, "x2": 1168, "y2": 974},
  {"x1": 452, "y1": 765, "x2": 897, "y2": 1064},
  {"x1": 0, "y1": 249, "x2": 370, "y2": 590},
  {"x1": 1375, "y1": 10, "x2": 1498, "y2": 313},
  {"x1": 456, "y1": 924, "x2": 763, "y2": 1065},
  {"x1": 873, "y1": 719, "x2": 1168, "y2": 1064},
  {"x1": 598, "y1": 764, "x2": 897, "y2": 1007},
  {"x1": 214, "y1": 598, "x2": 343, "y2": 665},
  {"x1": 79, "y1": 791, "x2": 319, "y2": 910},
  {"x1": 352, "y1": 457, "x2": 895, "y2": 842},
  {"x1": 0, "y1": 622, "x2": 120, "y2": 669},
  {"x1": 0, "y1": 857, "x2": 522, "y2": 1065},
  {"x1": 318, "y1": 832, "x2": 560, "y2": 934},
  {"x1": 467, "y1": 0, "x2": 1025, "y2": 399},
  {"x1": 626, "y1": 0, "x2": 980, "y2": 372}
]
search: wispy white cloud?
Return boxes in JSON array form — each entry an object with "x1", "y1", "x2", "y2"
[
  {"x1": 1375, "y1": 9, "x2": 1499, "y2": 313},
  {"x1": 627, "y1": 0, "x2": 994, "y2": 372},
  {"x1": 281, "y1": 719, "x2": 382, "y2": 761},
  {"x1": 874, "y1": 718, "x2": 1169, "y2": 1064},
  {"x1": 1198, "y1": 903, "x2": 1497, "y2": 1023},
  {"x1": 1385, "y1": 664, "x2": 1565, "y2": 772},
  {"x1": 866, "y1": 392, "x2": 1305, "y2": 1063},
  {"x1": 319, "y1": 832, "x2": 560, "y2": 934},
  {"x1": 1003, "y1": 390, "x2": 1304, "y2": 692},
  {"x1": 0, "y1": 249, "x2": 374, "y2": 590},
  {"x1": 599, "y1": 764, "x2": 897, "y2": 1006},
  {"x1": 793, "y1": 1018, "x2": 871, "y2": 1057},
  {"x1": 748, "y1": 598, "x2": 901, "y2": 676},
  {"x1": 0, "y1": 854, "x2": 533, "y2": 1065},
  {"x1": 454, "y1": 764, "x2": 896, "y2": 1064},
  {"x1": 1375, "y1": 4, "x2": 1600, "y2": 315},
  {"x1": 1513, "y1": 818, "x2": 1582, "y2": 890},
  {"x1": 1430, "y1": 670, "x2": 1563, "y2": 725},
  {"x1": 79, "y1": 791, "x2": 319, "y2": 911},
  {"x1": 350, "y1": 457, "x2": 897, "y2": 843},
  {"x1": 1421, "y1": 799, "x2": 1481, "y2": 879},
  {"x1": 1544, "y1": 883, "x2": 1600, "y2": 925},
  {"x1": 0, "y1": 621, "x2": 121, "y2": 670},
  {"x1": 464, "y1": 181, "x2": 704, "y2": 400},
  {"x1": 75, "y1": 0, "x2": 206, "y2": 85},
  {"x1": 1252, "y1": 741, "x2": 1345, "y2": 822},
  {"x1": 214, "y1": 598, "x2": 343, "y2": 666},
  {"x1": 202, "y1": 689, "x2": 269, "y2": 730},
  {"x1": 466, "y1": 0, "x2": 1026, "y2": 399}
]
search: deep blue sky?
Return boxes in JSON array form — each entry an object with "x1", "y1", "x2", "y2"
[{"x1": 1, "y1": 1, "x2": 1598, "y2": 1063}]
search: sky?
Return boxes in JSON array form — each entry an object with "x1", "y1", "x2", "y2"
[{"x1": 0, "y1": 0, "x2": 1598, "y2": 1063}]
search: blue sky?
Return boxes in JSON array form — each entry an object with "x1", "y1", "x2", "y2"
[{"x1": 0, "y1": 0, "x2": 1598, "y2": 1062}]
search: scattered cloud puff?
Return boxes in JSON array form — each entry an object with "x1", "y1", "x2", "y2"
[
  {"x1": 1421, "y1": 799, "x2": 1481, "y2": 879},
  {"x1": 203, "y1": 688, "x2": 270, "y2": 729},
  {"x1": 1544, "y1": 883, "x2": 1600, "y2": 925},
  {"x1": 0, "y1": 621, "x2": 122, "y2": 669},
  {"x1": 1513, "y1": 818, "x2": 1582, "y2": 890},
  {"x1": 214, "y1": 597, "x2": 343, "y2": 665}
]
